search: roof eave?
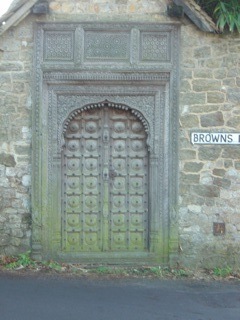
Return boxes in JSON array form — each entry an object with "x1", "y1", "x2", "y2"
[
  {"x1": 172, "y1": 0, "x2": 219, "y2": 33},
  {"x1": 0, "y1": 0, "x2": 39, "y2": 36}
]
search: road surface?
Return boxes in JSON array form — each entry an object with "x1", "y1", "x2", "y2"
[{"x1": 0, "y1": 273, "x2": 239, "y2": 320}]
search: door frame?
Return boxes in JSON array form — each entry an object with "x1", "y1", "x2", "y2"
[
  {"x1": 62, "y1": 103, "x2": 150, "y2": 254},
  {"x1": 32, "y1": 22, "x2": 180, "y2": 265}
]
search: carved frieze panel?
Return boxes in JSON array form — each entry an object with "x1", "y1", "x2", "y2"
[
  {"x1": 39, "y1": 23, "x2": 180, "y2": 69},
  {"x1": 84, "y1": 31, "x2": 130, "y2": 61},
  {"x1": 140, "y1": 32, "x2": 170, "y2": 62},
  {"x1": 44, "y1": 31, "x2": 74, "y2": 61}
]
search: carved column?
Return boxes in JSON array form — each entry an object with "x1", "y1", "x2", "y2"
[
  {"x1": 149, "y1": 154, "x2": 160, "y2": 253},
  {"x1": 102, "y1": 112, "x2": 110, "y2": 251}
]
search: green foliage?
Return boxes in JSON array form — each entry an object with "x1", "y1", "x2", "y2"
[
  {"x1": 196, "y1": 0, "x2": 240, "y2": 32},
  {"x1": 213, "y1": 266, "x2": 232, "y2": 277},
  {"x1": 42, "y1": 260, "x2": 63, "y2": 271},
  {"x1": 3, "y1": 251, "x2": 35, "y2": 269},
  {"x1": 171, "y1": 268, "x2": 189, "y2": 277},
  {"x1": 91, "y1": 266, "x2": 111, "y2": 274}
]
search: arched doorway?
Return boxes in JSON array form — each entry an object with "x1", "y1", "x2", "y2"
[
  {"x1": 32, "y1": 22, "x2": 180, "y2": 263},
  {"x1": 62, "y1": 102, "x2": 149, "y2": 254}
]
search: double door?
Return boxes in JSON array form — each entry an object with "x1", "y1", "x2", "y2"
[{"x1": 62, "y1": 106, "x2": 149, "y2": 253}]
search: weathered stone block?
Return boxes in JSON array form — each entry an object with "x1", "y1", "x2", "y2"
[
  {"x1": 194, "y1": 46, "x2": 211, "y2": 59},
  {"x1": 204, "y1": 198, "x2": 215, "y2": 206},
  {"x1": 11, "y1": 72, "x2": 31, "y2": 82},
  {"x1": 181, "y1": 173, "x2": 200, "y2": 184},
  {"x1": 185, "y1": 195, "x2": 206, "y2": 206},
  {"x1": 180, "y1": 114, "x2": 199, "y2": 127},
  {"x1": 180, "y1": 149, "x2": 197, "y2": 160},
  {"x1": 226, "y1": 116, "x2": 240, "y2": 129},
  {"x1": 222, "y1": 54, "x2": 239, "y2": 68},
  {"x1": 213, "y1": 168, "x2": 226, "y2": 177},
  {"x1": 223, "y1": 78, "x2": 236, "y2": 86},
  {"x1": 220, "y1": 103, "x2": 235, "y2": 111},
  {"x1": 181, "y1": 69, "x2": 192, "y2": 80},
  {"x1": 0, "y1": 74, "x2": 11, "y2": 91},
  {"x1": 205, "y1": 58, "x2": 221, "y2": 68},
  {"x1": 192, "y1": 79, "x2": 221, "y2": 92},
  {"x1": 213, "y1": 177, "x2": 231, "y2": 189},
  {"x1": 14, "y1": 145, "x2": 30, "y2": 156},
  {"x1": 212, "y1": 44, "x2": 228, "y2": 56},
  {"x1": 222, "y1": 146, "x2": 240, "y2": 159},
  {"x1": 227, "y1": 88, "x2": 240, "y2": 103},
  {"x1": 213, "y1": 69, "x2": 227, "y2": 79},
  {"x1": 16, "y1": 156, "x2": 31, "y2": 163},
  {"x1": 207, "y1": 92, "x2": 225, "y2": 104},
  {"x1": 4, "y1": 246, "x2": 19, "y2": 256},
  {"x1": 200, "y1": 171, "x2": 213, "y2": 185},
  {"x1": 22, "y1": 175, "x2": 31, "y2": 187},
  {"x1": 179, "y1": 183, "x2": 191, "y2": 196},
  {"x1": 116, "y1": 0, "x2": 128, "y2": 4},
  {"x1": 12, "y1": 82, "x2": 25, "y2": 93},
  {"x1": 0, "y1": 153, "x2": 16, "y2": 167},
  {"x1": 227, "y1": 68, "x2": 239, "y2": 77},
  {"x1": 10, "y1": 238, "x2": 21, "y2": 246},
  {"x1": 191, "y1": 185, "x2": 220, "y2": 198},
  {"x1": 234, "y1": 161, "x2": 240, "y2": 170},
  {"x1": 200, "y1": 111, "x2": 224, "y2": 127},
  {"x1": 184, "y1": 162, "x2": 203, "y2": 172},
  {"x1": 183, "y1": 59, "x2": 196, "y2": 68},
  {"x1": 61, "y1": 3, "x2": 75, "y2": 13},
  {"x1": 189, "y1": 104, "x2": 219, "y2": 114},
  {"x1": 4, "y1": 95, "x2": 18, "y2": 113},
  {"x1": 193, "y1": 69, "x2": 213, "y2": 79},
  {"x1": 0, "y1": 62, "x2": 23, "y2": 72},
  {"x1": 11, "y1": 229, "x2": 24, "y2": 238},
  {"x1": 224, "y1": 160, "x2": 233, "y2": 169},
  {"x1": 49, "y1": 1, "x2": 61, "y2": 12},
  {"x1": 198, "y1": 146, "x2": 222, "y2": 161},
  {"x1": 180, "y1": 92, "x2": 206, "y2": 105},
  {"x1": 180, "y1": 80, "x2": 191, "y2": 92},
  {"x1": 0, "y1": 234, "x2": 10, "y2": 246},
  {"x1": 228, "y1": 43, "x2": 240, "y2": 54},
  {"x1": 187, "y1": 204, "x2": 202, "y2": 214}
]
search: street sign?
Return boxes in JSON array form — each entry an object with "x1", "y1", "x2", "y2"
[{"x1": 191, "y1": 132, "x2": 240, "y2": 145}]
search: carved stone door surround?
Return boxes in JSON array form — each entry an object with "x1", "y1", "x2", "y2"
[{"x1": 32, "y1": 22, "x2": 180, "y2": 264}]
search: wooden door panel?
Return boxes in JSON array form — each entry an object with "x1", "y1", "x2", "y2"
[{"x1": 62, "y1": 106, "x2": 149, "y2": 254}]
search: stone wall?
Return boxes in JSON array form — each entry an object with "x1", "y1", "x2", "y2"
[
  {"x1": 48, "y1": 0, "x2": 167, "y2": 19},
  {"x1": 0, "y1": 18, "x2": 33, "y2": 255},
  {"x1": 179, "y1": 26, "x2": 240, "y2": 268},
  {"x1": 0, "y1": 0, "x2": 240, "y2": 267}
]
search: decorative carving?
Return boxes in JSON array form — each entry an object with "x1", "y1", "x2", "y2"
[
  {"x1": 33, "y1": 22, "x2": 180, "y2": 263},
  {"x1": 130, "y1": 28, "x2": 139, "y2": 65},
  {"x1": 43, "y1": 71, "x2": 170, "y2": 81},
  {"x1": 84, "y1": 31, "x2": 130, "y2": 61},
  {"x1": 59, "y1": 98, "x2": 154, "y2": 152},
  {"x1": 44, "y1": 31, "x2": 74, "y2": 61},
  {"x1": 141, "y1": 33, "x2": 169, "y2": 61}
]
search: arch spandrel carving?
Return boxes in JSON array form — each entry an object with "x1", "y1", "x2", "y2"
[
  {"x1": 60, "y1": 100, "x2": 152, "y2": 152},
  {"x1": 57, "y1": 97, "x2": 156, "y2": 154}
]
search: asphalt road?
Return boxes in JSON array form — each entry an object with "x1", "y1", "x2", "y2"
[{"x1": 0, "y1": 273, "x2": 240, "y2": 320}]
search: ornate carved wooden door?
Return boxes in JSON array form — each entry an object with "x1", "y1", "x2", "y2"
[{"x1": 62, "y1": 106, "x2": 149, "y2": 254}]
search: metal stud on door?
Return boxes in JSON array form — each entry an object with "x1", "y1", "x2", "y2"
[{"x1": 62, "y1": 106, "x2": 149, "y2": 254}]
